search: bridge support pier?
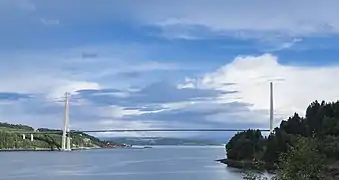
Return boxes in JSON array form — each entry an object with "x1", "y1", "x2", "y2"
[
  {"x1": 61, "y1": 92, "x2": 71, "y2": 151},
  {"x1": 269, "y1": 82, "x2": 274, "y2": 134},
  {"x1": 30, "y1": 134, "x2": 34, "y2": 141},
  {"x1": 66, "y1": 134, "x2": 71, "y2": 151},
  {"x1": 22, "y1": 134, "x2": 26, "y2": 139}
]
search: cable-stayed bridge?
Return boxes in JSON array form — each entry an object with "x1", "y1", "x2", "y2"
[
  {"x1": 6, "y1": 128, "x2": 271, "y2": 134},
  {"x1": 6, "y1": 82, "x2": 275, "y2": 151}
]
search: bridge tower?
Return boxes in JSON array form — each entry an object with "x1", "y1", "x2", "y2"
[
  {"x1": 66, "y1": 117, "x2": 71, "y2": 151},
  {"x1": 269, "y1": 82, "x2": 274, "y2": 134},
  {"x1": 61, "y1": 92, "x2": 71, "y2": 151}
]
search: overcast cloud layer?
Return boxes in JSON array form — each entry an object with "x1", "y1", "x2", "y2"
[{"x1": 1, "y1": 0, "x2": 339, "y2": 138}]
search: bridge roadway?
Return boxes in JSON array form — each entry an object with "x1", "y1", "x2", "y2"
[{"x1": 5, "y1": 128, "x2": 271, "y2": 134}]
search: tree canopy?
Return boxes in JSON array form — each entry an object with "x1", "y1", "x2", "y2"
[{"x1": 226, "y1": 100, "x2": 339, "y2": 178}]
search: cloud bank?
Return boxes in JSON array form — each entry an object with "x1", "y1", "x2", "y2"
[
  {"x1": 1, "y1": 50, "x2": 339, "y2": 137},
  {"x1": 1, "y1": 0, "x2": 339, "y2": 138}
]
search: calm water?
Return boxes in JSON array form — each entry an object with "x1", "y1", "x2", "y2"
[{"x1": 0, "y1": 146, "x2": 245, "y2": 180}]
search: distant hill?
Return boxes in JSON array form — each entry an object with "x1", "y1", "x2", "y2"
[
  {"x1": 102, "y1": 137, "x2": 224, "y2": 146},
  {"x1": 0, "y1": 122, "x2": 120, "y2": 150}
]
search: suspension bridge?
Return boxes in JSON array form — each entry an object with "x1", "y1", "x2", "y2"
[{"x1": 6, "y1": 82, "x2": 275, "y2": 151}]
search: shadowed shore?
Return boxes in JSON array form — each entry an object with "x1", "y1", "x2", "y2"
[{"x1": 216, "y1": 158, "x2": 275, "y2": 171}]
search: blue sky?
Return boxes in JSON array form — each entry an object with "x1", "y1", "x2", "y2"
[{"x1": 1, "y1": 0, "x2": 339, "y2": 138}]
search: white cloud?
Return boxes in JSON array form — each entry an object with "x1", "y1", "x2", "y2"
[
  {"x1": 0, "y1": 67, "x2": 101, "y2": 101},
  {"x1": 75, "y1": 118, "x2": 203, "y2": 137},
  {"x1": 104, "y1": 106, "x2": 146, "y2": 119},
  {"x1": 0, "y1": 44, "x2": 179, "y2": 96},
  {"x1": 90, "y1": 120, "x2": 155, "y2": 137},
  {"x1": 0, "y1": 45, "x2": 188, "y2": 136},
  {"x1": 18, "y1": 1, "x2": 36, "y2": 11},
  {"x1": 40, "y1": 18, "x2": 60, "y2": 25},
  {"x1": 2, "y1": 0, "x2": 37, "y2": 11},
  {"x1": 276, "y1": 38, "x2": 303, "y2": 50},
  {"x1": 2, "y1": 0, "x2": 339, "y2": 136},
  {"x1": 184, "y1": 54, "x2": 339, "y2": 126},
  {"x1": 136, "y1": 0, "x2": 339, "y2": 37},
  {"x1": 3, "y1": 0, "x2": 339, "y2": 40},
  {"x1": 4, "y1": 0, "x2": 339, "y2": 37},
  {"x1": 262, "y1": 38, "x2": 303, "y2": 52},
  {"x1": 7, "y1": 50, "x2": 335, "y2": 136},
  {"x1": 48, "y1": 81, "x2": 101, "y2": 100}
]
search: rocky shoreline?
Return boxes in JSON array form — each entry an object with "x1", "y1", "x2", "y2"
[
  {"x1": 217, "y1": 158, "x2": 339, "y2": 179},
  {"x1": 216, "y1": 158, "x2": 276, "y2": 171}
]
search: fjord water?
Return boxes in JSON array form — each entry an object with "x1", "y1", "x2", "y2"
[{"x1": 0, "y1": 146, "x2": 243, "y2": 180}]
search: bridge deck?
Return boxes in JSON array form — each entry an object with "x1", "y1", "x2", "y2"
[{"x1": 5, "y1": 128, "x2": 270, "y2": 134}]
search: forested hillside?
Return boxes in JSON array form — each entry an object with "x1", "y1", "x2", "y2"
[
  {"x1": 226, "y1": 100, "x2": 339, "y2": 171},
  {"x1": 0, "y1": 123, "x2": 117, "y2": 150}
]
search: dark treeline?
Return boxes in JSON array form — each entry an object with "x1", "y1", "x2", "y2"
[
  {"x1": 226, "y1": 100, "x2": 339, "y2": 175},
  {"x1": 0, "y1": 122, "x2": 34, "y2": 131},
  {"x1": 37, "y1": 128, "x2": 62, "y2": 132}
]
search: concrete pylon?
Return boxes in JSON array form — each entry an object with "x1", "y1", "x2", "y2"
[
  {"x1": 30, "y1": 134, "x2": 34, "y2": 141},
  {"x1": 66, "y1": 121, "x2": 71, "y2": 151},
  {"x1": 62, "y1": 92, "x2": 71, "y2": 151},
  {"x1": 269, "y1": 82, "x2": 274, "y2": 134},
  {"x1": 22, "y1": 134, "x2": 26, "y2": 139}
]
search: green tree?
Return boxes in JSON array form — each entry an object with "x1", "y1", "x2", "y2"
[
  {"x1": 228, "y1": 100, "x2": 339, "y2": 178},
  {"x1": 243, "y1": 137, "x2": 326, "y2": 180},
  {"x1": 226, "y1": 129, "x2": 265, "y2": 161},
  {"x1": 276, "y1": 137, "x2": 326, "y2": 180}
]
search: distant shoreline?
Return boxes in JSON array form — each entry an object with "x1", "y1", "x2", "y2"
[
  {"x1": 0, "y1": 145, "x2": 223, "y2": 152},
  {"x1": 0, "y1": 146, "x2": 152, "y2": 152},
  {"x1": 0, "y1": 148, "x2": 57, "y2": 152},
  {"x1": 0, "y1": 146, "x2": 126, "y2": 152}
]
